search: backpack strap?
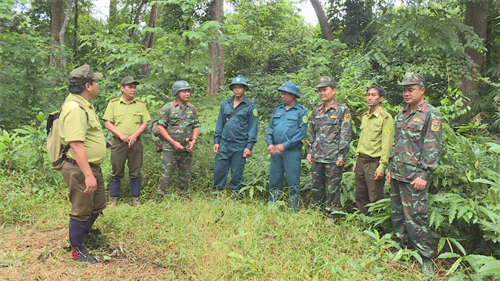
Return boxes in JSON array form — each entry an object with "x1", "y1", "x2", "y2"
[
  {"x1": 223, "y1": 102, "x2": 254, "y2": 128},
  {"x1": 59, "y1": 101, "x2": 89, "y2": 159}
]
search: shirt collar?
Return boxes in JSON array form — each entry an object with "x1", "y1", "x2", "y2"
[
  {"x1": 403, "y1": 100, "x2": 428, "y2": 113},
  {"x1": 66, "y1": 93, "x2": 92, "y2": 109},
  {"x1": 367, "y1": 106, "x2": 382, "y2": 118}
]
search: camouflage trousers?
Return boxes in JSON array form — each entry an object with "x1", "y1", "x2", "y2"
[
  {"x1": 390, "y1": 179, "x2": 433, "y2": 259},
  {"x1": 159, "y1": 150, "x2": 192, "y2": 194},
  {"x1": 310, "y1": 161, "x2": 343, "y2": 213}
]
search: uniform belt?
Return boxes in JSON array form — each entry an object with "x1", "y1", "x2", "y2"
[
  {"x1": 359, "y1": 154, "x2": 380, "y2": 163},
  {"x1": 65, "y1": 158, "x2": 100, "y2": 167}
]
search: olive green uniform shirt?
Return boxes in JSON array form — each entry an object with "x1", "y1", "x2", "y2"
[
  {"x1": 355, "y1": 106, "x2": 395, "y2": 174},
  {"x1": 59, "y1": 93, "x2": 106, "y2": 164},
  {"x1": 103, "y1": 96, "x2": 151, "y2": 136}
]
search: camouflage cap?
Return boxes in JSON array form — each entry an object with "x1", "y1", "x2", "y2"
[
  {"x1": 69, "y1": 64, "x2": 103, "y2": 86},
  {"x1": 121, "y1": 75, "x2": 140, "y2": 86},
  {"x1": 398, "y1": 72, "x2": 425, "y2": 87},
  {"x1": 316, "y1": 76, "x2": 336, "y2": 88}
]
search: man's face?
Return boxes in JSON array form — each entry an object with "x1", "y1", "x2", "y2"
[
  {"x1": 318, "y1": 86, "x2": 336, "y2": 103},
  {"x1": 366, "y1": 88, "x2": 384, "y2": 108},
  {"x1": 232, "y1": 84, "x2": 246, "y2": 98},
  {"x1": 177, "y1": 89, "x2": 191, "y2": 103},
  {"x1": 87, "y1": 80, "x2": 98, "y2": 98},
  {"x1": 402, "y1": 85, "x2": 425, "y2": 107},
  {"x1": 121, "y1": 83, "x2": 137, "y2": 100},
  {"x1": 280, "y1": 91, "x2": 296, "y2": 105}
]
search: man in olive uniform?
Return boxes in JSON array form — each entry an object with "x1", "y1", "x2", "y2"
[
  {"x1": 59, "y1": 64, "x2": 106, "y2": 264},
  {"x1": 386, "y1": 72, "x2": 442, "y2": 278},
  {"x1": 266, "y1": 82, "x2": 308, "y2": 210},
  {"x1": 306, "y1": 76, "x2": 352, "y2": 216},
  {"x1": 156, "y1": 81, "x2": 199, "y2": 195},
  {"x1": 103, "y1": 76, "x2": 151, "y2": 206},
  {"x1": 353, "y1": 85, "x2": 394, "y2": 214}
]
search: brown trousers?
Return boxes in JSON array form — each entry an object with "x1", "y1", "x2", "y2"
[
  {"x1": 110, "y1": 137, "x2": 143, "y2": 180},
  {"x1": 355, "y1": 156, "x2": 385, "y2": 214},
  {"x1": 61, "y1": 160, "x2": 106, "y2": 221}
]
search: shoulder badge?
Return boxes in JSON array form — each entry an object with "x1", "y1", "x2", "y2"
[
  {"x1": 361, "y1": 112, "x2": 368, "y2": 116},
  {"x1": 380, "y1": 110, "x2": 389, "y2": 119},
  {"x1": 333, "y1": 104, "x2": 337, "y2": 110},
  {"x1": 136, "y1": 99, "x2": 145, "y2": 103},
  {"x1": 343, "y1": 113, "x2": 351, "y2": 123},
  {"x1": 302, "y1": 116, "x2": 308, "y2": 123},
  {"x1": 431, "y1": 119, "x2": 441, "y2": 132},
  {"x1": 110, "y1": 97, "x2": 119, "y2": 103},
  {"x1": 253, "y1": 108, "x2": 258, "y2": 116}
]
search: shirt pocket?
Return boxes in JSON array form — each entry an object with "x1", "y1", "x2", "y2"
[
  {"x1": 133, "y1": 112, "x2": 143, "y2": 124},
  {"x1": 286, "y1": 115, "x2": 298, "y2": 127},
  {"x1": 370, "y1": 122, "x2": 382, "y2": 132},
  {"x1": 89, "y1": 114, "x2": 101, "y2": 129},
  {"x1": 407, "y1": 122, "x2": 424, "y2": 141},
  {"x1": 273, "y1": 114, "x2": 282, "y2": 126}
]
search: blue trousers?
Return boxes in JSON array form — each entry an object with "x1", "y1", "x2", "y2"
[
  {"x1": 213, "y1": 141, "x2": 247, "y2": 192},
  {"x1": 268, "y1": 148, "x2": 302, "y2": 210}
]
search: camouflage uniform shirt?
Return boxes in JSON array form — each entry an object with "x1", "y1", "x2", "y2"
[
  {"x1": 388, "y1": 100, "x2": 442, "y2": 183},
  {"x1": 306, "y1": 102, "x2": 352, "y2": 163},
  {"x1": 157, "y1": 101, "x2": 200, "y2": 152}
]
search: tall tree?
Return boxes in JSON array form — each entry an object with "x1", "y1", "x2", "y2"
[
  {"x1": 461, "y1": 0, "x2": 489, "y2": 103},
  {"x1": 310, "y1": 0, "x2": 334, "y2": 41},
  {"x1": 206, "y1": 0, "x2": 224, "y2": 96},
  {"x1": 130, "y1": 0, "x2": 148, "y2": 39},
  {"x1": 49, "y1": 0, "x2": 64, "y2": 65},
  {"x1": 141, "y1": 2, "x2": 158, "y2": 78}
]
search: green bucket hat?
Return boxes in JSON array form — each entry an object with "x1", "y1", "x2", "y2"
[
  {"x1": 316, "y1": 76, "x2": 336, "y2": 88},
  {"x1": 398, "y1": 72, "x2": 425, "y2": 87},
  {"x1": 121, "y1": 76, "x2": 140, "y2": 86},
  {"x1": 69, "y1": 64, "x2": 103, "y2": 86}
]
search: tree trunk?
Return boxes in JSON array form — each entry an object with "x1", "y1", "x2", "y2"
[
  {"x1": 141, "y1": 3, "x2": 158, "y2": 78},
  {"x1": 461, "y1": 0, "x2": 489, "y2": 102},
  {"x1": 206, "y1": 0, "x2": 224, "y2": 96},
  {"x1": 310, "y1": 0, "x2": 334, "y2": 41},
  {"x1": 49, "y1": 0, "x2": 65, "y2": 65},
  {"x1": 130, "y1": 0, "x2": 148, "y2": 39},
  {"x1": 59, "y1": 0, "x2": 73, "y2": 66},
  {"x1": 109, "y1": 0, "x2": 117, "y2": 32},
  {"x1": 73, "y1": 0, "x2": 78, "y2": 58}
]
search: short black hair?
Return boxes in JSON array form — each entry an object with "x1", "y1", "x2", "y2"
[
  {"x1": 69, "y1": 81, "x2": 93, "y2": 94},
  {"x1": 367, "y1": 85, "x2": 387, "y2": 97}
]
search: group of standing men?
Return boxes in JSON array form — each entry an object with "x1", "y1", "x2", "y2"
[{"x1": 58, "y1": 64, "x2": 441, "y2": 278}]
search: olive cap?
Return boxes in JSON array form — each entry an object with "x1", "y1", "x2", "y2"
[
  {"x1": 121, "y1": 76, "x2": 140, "y2": 86},
  {"x1": 69, "y1": 64, "x2": 103, "y2": 86}
]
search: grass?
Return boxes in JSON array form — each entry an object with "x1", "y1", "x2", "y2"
[{"x1": 0, "y1": 189, "x2": 449, "y2": 281}]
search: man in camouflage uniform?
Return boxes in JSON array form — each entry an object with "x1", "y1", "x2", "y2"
[
  {"x1": 306, "y1": 76, "x2": 352, "y2": 215},
  {"x1": 266, "y1": 82, "x2": 308, "y2": 211},
  {"x1": 353, "y1": 85, "x2": 394, "y2": 214},
  {"x1": 386, "y1": 72, "x2": 442, "y2": 278},
  {"x1": 103, "y1": 76, "x2": 151, "y2": 207},
  {"x1": 157, "y1": 81, "x2": 199, "y2": 195},
  {"x1": 213, "y1": 76, "x2": 258, "y2": 196}
]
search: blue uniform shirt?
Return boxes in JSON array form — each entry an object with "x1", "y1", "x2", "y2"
[
  {"x1": 266, "y1": 102, "x2": 308, "y2": 150},
  {"x1": 214, "y1": 97, "x2": 258, "y2": 150}
]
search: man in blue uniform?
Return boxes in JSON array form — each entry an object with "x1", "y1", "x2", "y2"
[
  {"x1": 266, "y1": 82, "x2": 308, "y2": 210},
  {"x1": 213, "y1": 76, "x2": 258, "y2": 196}
]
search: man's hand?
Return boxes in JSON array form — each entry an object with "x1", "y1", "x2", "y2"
[
  {"x1": 352, "y1": 165, "x2": 356, "y2": 172},
  {"x1": 411, "y1": 177, "x2": 427, "y2": 191},
  {"x1": 274, "y1": 144, "x2": 285, "y2": 155},
  {"x1": 187, "y1": 140, "x2": 196, "y2": 153},
  {"x1": 213, "y1": 144, "x2": 219, "y2": 153},
  {"x1": 267, "y1": 145, "x2": 275, "y2": 155},
  {"x1": 336, "y1": 159, "x2": 345, "y2": 167},
  {"x1": 374, "y1": 171, "x2": 384, "y2": 180},
  {"x1": 386, "y1": 172, "x2": 392, "y2": 184},
  {"x1": 307, "y1": 154, "x2": 312, "y2": 164},
  {"x1": 84, "y1": 174, "x2": 97, "y2": 194},
  {"x1": 120, "y1": 134, "x2": 130, "y2": 143},
  {"x1": 128, "y1": 134, "x2": 138, "y2": 148},
  {"x1": 243, "y1": 148, "x2": 252, "y2": 158},
  {"x1": 173, "y1": 141, "x2": 184, "y2": 151}
]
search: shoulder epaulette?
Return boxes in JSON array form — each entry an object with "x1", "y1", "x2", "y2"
[
  {"x1": 136, "y1": 99, "x2": 145, "y2": 103},
  {"x1": 380, "y1": 110, "x2": 389, "y2": 119},
  {"x1": 110, "y1": 98, "x2": 120, "y2": 103},
  {"x1": 361, "y1": 112, "x2": 368, "y2": 116}
]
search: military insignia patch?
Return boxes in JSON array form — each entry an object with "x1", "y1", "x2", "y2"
[
  {"x1": 253, "y1": 109, "x2": 258, "y2": 116},
  {"x1": 431, "y1": 119, "x2": 441, "y2": 132},
  {"x1": 330, "y1": 115, "x2": 337, "y2": 119},
  {"x1": 188, "y1": 111, "x2": 193, "y2": 114},
  {"x1": 413, "y1": 117, "x2": 422, "y2": 122},
  {"x1": 344, "y1": 113, "x2": 351, "y2": 122},
  {"x1": 185, "y1": 83, "x2": 189, "y2": 86},
  {"x1": 384, "y1": 127, "x2": 392, "y2": 135},
  {"x1": 236, "y1": 78, "x2": 240, "y2": 82},
  {"x1": 302, "y1": 116, "x2": 308, "y2": 123}
]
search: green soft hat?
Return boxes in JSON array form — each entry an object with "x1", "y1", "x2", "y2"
[
  {"x1": 121, "y1": 76, "x2": 140, "y2": 86},
  {"x1": 69, "y1": 64, "x2": 103, "y2": 86},
  {"x1": 316, "y1": 76, "x2": 336, "y2": 88},
  {"x1": 398, "y1": 72, "x2": 425, "y2": 87}
]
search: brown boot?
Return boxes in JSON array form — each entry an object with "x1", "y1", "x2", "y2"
[
  {"x1": 132, "y1": 197, "x2": 141, "y2": 207},
  {"x1": 110, "y1": 197, "x2": 118, "y2": 206}
]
